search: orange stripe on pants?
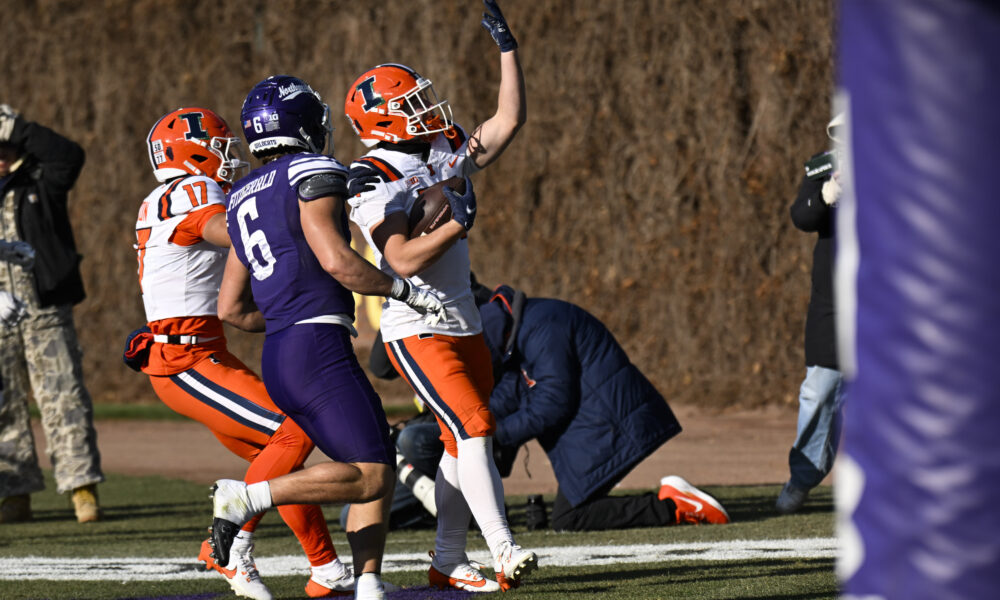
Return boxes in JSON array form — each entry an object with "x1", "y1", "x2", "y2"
[
  {"x1": 148, "y1": 349, "x2": 336, "y2": 566},
  {"x1": 386, "y1": 333, "x2": 495, "y2": 458}
]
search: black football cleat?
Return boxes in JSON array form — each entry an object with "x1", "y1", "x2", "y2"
[{"x1": 210, "y1": 517, "x2": 241, "y2": 567}]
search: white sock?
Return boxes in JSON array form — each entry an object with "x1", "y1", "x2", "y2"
[
  {"x1": 311, "y1": 557, "x2": 348, "y2": 580},
  {"x1": 455, "y1": 436, "x2": 513, "y2": 560},
  {"x1": 226, "y1": 530, "x2": 253, "y2": 568},
  {"x1": 246, "y1": 481, "x2": 273, "y2": 513},
  {"x1": 433, "y1": 451, "x2": 472, "y2": 566},
  {"x1": 354, "y1": 572, "x2": 383, "y2": 595}
]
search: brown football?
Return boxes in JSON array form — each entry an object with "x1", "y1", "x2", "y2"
[{"x1": 408, "y1": 176, "x2": 465, "y2": 237}]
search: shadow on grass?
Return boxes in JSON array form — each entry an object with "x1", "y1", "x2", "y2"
[
  {"x1": 706, "y1": 485, "x2": 833, "y2": 523},
  {"x1": 541, "y1": 557, "x2": 835, "y2": 596}
]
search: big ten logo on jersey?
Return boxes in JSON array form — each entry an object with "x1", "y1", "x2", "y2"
[{"x1": 350, "y1": 234, "x2": 382, "y2": 334}]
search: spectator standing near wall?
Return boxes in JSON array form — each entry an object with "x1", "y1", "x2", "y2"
[
  {"x1": 776, "y1": 114, "x2": 846, "y2": 514},
  {"x1": 0, "y1": 104, "x2": 104, "y2": 524}
]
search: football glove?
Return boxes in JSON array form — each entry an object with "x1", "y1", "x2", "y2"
[
  {"x1": 390, "y1": 279, "x2": 447, "y2": 326},
  {"x1": 481, "y1": 0, "x2": 518, "y2": 52},
  {"x1": 0, "y1": 104, "x2": 18, "y2": 143},
  {"x1": 443, "y1": 177, "x2": 476, "y2": 231},
  {"x1": 0, "y1": 240, "x2": 36, "y2": 269},
  {"x1": 347, "y1": 166, "x2": 382, "y2": 197},
  {"x1": 0, "y1": 291, "x2": 27, "y2": 328}
]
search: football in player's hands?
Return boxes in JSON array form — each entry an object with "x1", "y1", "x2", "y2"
[{"x1": 408, "y1": 177, "x2": 465, "y2": 237}]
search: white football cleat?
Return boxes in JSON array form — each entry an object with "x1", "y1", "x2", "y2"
[
  {"x1": 493, "y1": 542, "x2": 538, "y2": 591},
  {"x1": 210, "y1": 479, "x2": 255, "y2": 567}
]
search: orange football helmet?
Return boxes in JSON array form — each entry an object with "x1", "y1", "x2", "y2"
[
  {"x1": 146, "y1": 107, "x2": 249, "y2": 189},
  {"x1": 344, "y1": 63, "x2": 453, "y2": 147}
]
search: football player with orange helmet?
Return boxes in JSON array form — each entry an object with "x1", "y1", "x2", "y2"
[
  {"x1": 345, "y1": 0, "x2": 534, "y2": 593},
  {"x1": 133, "y1": 107, "x2": 355, "y2": 600},
  {"x1": 146, "y1": 108, "x2": 247, "y2": 192}
]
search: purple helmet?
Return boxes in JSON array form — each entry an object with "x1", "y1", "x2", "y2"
[{"x1": 240, "y1": 75, "x2": 331, "y2": 158}]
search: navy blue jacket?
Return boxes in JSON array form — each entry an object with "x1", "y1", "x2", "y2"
[{"x1": 481, "y1": 287, "x2": 682, "y2": 507}]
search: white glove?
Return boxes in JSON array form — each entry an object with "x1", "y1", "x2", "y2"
[
  {"x1": 821, "y1": 175, "x2": 841, "y2": 206},
  {"x1": 390, "y1": 279, "x2": 447, "y2": 326},
  {"x1": 0, "y1": 104, "x2": 18, "y2": 142},
  {"x1": 0, "y1": 291, "x2": 27, "y2": 328}
]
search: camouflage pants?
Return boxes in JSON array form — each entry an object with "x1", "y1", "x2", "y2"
[{"x1": 0, "y1": 304, "x2": 104, "y2": 496}]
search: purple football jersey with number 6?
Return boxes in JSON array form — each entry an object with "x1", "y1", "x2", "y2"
[{"x1": 226, "y1": 152, "x2": 355, "y2": 333}]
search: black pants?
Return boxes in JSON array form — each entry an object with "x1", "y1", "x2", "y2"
[
  {"x1": 375, "y1": 419, "x2": 678, "y2": 532},
  {"x1": 550, "y1": 486, "x2": 676, "y2": 531}
]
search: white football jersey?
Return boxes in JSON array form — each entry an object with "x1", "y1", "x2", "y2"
[
  {"x1": 348, "y1": 126, "x2": 481, "y2": 342},
  {"x1": 135, "y1": 175, "x2": 227, "y2": 322}
]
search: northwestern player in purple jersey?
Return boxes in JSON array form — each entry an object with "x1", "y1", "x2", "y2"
[
  {"x1": 837, "y1": 1, "x2": 1000, "y2": 598},
  {"x1": 211, "y1": 75, "x2": 447, "y2": 600}
]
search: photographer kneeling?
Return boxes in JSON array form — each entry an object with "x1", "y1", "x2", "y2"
[{"x1": 352, "y1": 281, "x2": 730, "y2": 531}]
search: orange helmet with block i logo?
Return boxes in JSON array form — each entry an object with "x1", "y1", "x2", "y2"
[
  {"x1": 344, "y1": 63, "x2": 453, "y2": 147},
  {"x1": 146, "y1": 107, "x2": 249, "y2": 190}
]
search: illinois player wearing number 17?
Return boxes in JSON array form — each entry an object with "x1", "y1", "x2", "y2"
[
  {"x1": 345, "y1": 0, "x2": 534, "y2": 592},
  {"x1": 136, "y1": 108, "x2": 356, "y2": 600},
  {"x1": 214, "y1": 76, "x2": 446, "y2": 600}
]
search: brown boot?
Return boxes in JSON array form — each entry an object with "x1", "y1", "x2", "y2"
[
  {"x1": 72, "y1": 485, "x2": 101, "y2": 523},
  {"x1": 0, "y1": 494, "x2": 32, "y2": 523}
]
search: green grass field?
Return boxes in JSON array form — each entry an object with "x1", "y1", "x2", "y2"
[{"x1": 0, "y1": 470, "x2": 837, "y2": 599}]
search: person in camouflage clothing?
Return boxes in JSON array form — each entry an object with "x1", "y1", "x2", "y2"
[{"x1": 0, "y1": 104, "x2": 103, "y2": 523}]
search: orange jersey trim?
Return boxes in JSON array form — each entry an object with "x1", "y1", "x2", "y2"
[
  {"x1": 358, "y1": 156, "x2": 404, "y2": 181},
  {"x1": 157, "y1": 179, "x2": 184, "y2": 220},
  {"x1": 443, "y1": 126, "x2": 467, "y2": 152},
  {"x1": 169, "y1": 204, "x2": 225, "y2": 247}
]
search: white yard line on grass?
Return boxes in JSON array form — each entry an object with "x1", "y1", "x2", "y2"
[{"x1": 0, "y1": 537, "x2": 836, "y2": 581}]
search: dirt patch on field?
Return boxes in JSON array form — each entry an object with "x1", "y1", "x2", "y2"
[{"x1": 34, "y1": 403, "x2": 830, "y2": 494}]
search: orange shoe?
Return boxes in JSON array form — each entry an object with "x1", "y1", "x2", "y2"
[
  {"x1": 658, "y1": 475, "x2": 730, "y2": 525},
  {"x1": 198, "y1": 538, "x2": 273, "y2": 600},
  {"x1": 428, "y1": 552, "x2": 501, "y2": 593},
  {"x1": 304, "y1": 566, "x2": 354, "y2": 598},
  {"x1": 198, "y1": 539, "x2": 233, "y2": 576}
]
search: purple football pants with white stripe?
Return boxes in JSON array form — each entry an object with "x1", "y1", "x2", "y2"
[
  {"x1": 261, "y1": 322, "x2": 394, "y2": 465},
  {"x1": 837, "y1": 1, "x2": 1000, "y2": 598}
]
